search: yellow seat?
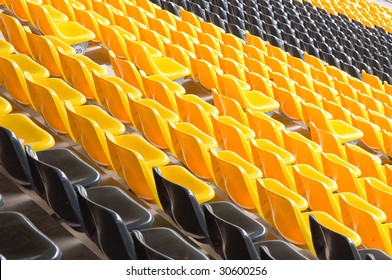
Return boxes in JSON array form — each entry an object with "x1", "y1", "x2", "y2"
[
  {"x1": 287, "y1": 55, "x2": 312, "y2": 76},
  {"x1": 322, "y1": 97, "x2": 353, "y2": 125},
  {"x1": 146, "y1": 16, "x2": 172, "y2": 41},
  {"x1": 310, "y1": 66, "x2": 334, "y2": 88},
  {"x1": 294, "y1": 83, "x2": 322, "y2": 108},
  {"x1": 269, "y1": 71, "x2": 296, "y2": 93},
  {"x1": 138, "y1": 25, "x2": 169, "y2": 56},
  {"x1": 212, "y1": 88, "x2": 248, "y2": 126},
  {"x1": 292, "y1": 165, "x2": 343, "y2": 222},
  {"x1": 264, "y1": 55, "x2": 289, "y2": 77},
  {"x1": 246, "y1": 109, "x2": 285, "y2": 148},
  {"x1": 335, "y1": 79, "x2": 358, "y2": 101},
  {"x1": 169, "y1": 28, "x2": 198, "y2": 54},
  {"x1": 302, "y1": 102, "x2": 364, "y2": 144},
  {"x1": 190, "y1": 57, "x2": 221, "y2": 90},
  {"x1": 309, "y1": 122, "x2": 347, "y2": 160},
  {"x1": 326, "y1": 65, "x2": 349, "y2": 84},
  {"x1": 91, "y1": 0, "x2": 122, "y2": 23},
  {"x1": 164, "y1": 43, "x2": 195, "y2": 79},
  {"x1": 257, "y1": 178, "x2": 308, "y2": 223},
  {"x1": 139, "y1": 70, "x2": 179, "y2": 113},
  {"x1": 245, "y1": 71, "x2": 274, "y2": 99},
  {"x1": 0, "y1": 39, "x2": 15, "y2": 56},
  {"x1": 218, "y1": 56, "x2": 246, "y2": 82},
  {"x1": 199, "y1": 19, "x2": 224, "y2": 40},
  {"x1": 347, "y1": 75, "x2": 372, "y2": 96},
  {"x1": 217, "y1": 72, "x2": 280, "y2": 114},
  {"x1": 219, "y1": 43, "x2": 245, "y2": 66},
  {"x1": 210, "y1": 149, "x2": 262, "y2": 212},
  {"x1": 362, "y1": 70, "x2": 385, "y2": 92},
  {"x1": 179, "y1": 6, "x2": 201, "y2": 29},
  {"x1": 251, "y1": 140, "x2": 297, "y2": 191},
  {"x1": 245, "y1": 31, "x2": 267, "y2": 53},
  {"x1": 243, "y1": 44, "x2": 265, "y2": 64},
  {"x1": 57, "y1": 47, "x2": 107, "y2": 100},
  {"x1": 126, "y1": 39, "x2": 190, "y2": 81},
  {"x1": 345, "y1": 143, "x2": 386, "y2": 183},
  {"x1": 364, "y1": 177, "x2": 392, "y2": 223},
  {"x1": 304, "y1": 52, "x2": 326, "y2": 72},
  {"x1": 50, "y1": 0, "x2": 82, "y2": 21},
  {"x1": 368, "y1": 109, "x2": 392, "y2": 133},
  {"x1": 243, "y1": 56, "x2": 270, "y2": 79},
  {"x1": 358, "y1": 92, "x2": 384, "y2": 115},
  {"x1": 340, "y1": 94, "x2": 369, "y2": 120},
  {"x1": 339, "y1": 193, "x2": 392, "y2": 255},
  {"x1": 98, "y1": 22, "x2": 136, "y2": 59},
  {"x1": 73, "y1": 6, "x2": 110, "y2": 43},
  {"x1": 128, "y1": 97, "x2": 178, "y2": 151},
  {"x1": 274, "y1": 86, "x2": 304, "y2": 122},
  {"x1": 24, "y1": 26, "x2": 75, "y2": 77},
  {"x1": 351, "y1": 114, "x2": 385, "y2": 153},
  {"x1": 91, "y1": 71, "x2": 142, "y2": 124},
  {"x1": 282, "y1": 130, "x2": 324, "y2": 172},
  {"x1": 27, "y1": 2, "x2": 95, "y2": 46},
  {"x1": 0, "y1": 113, "x2": 55, "y2": 151},
  {"x1": 112, "y1": 9, "x2": 142, "y2": 39},
  {"x1": 259, "y1": 178, "x2": 361, "y2": 254},
  {"x1": 221, "y1": 31, "x2": 244, "y2": 51},
  {"x1": 168, "y1": 121, "x2": 216, "y2": 180},
  {"x1": 290, "y1": 68, "x2": 315, "y2": 92},
  {"x1": 175, "y1": 93, "x2": 218, "y2": 137},
  {"x1": 313, "y1": 80, "x2": 340, "y2": 104},
  {"x1": 25, "y1": 72, "x2": 86, "y2": 113},
  {"x1": 0, "y1": 97, "x2": 12, "y2": 115}
]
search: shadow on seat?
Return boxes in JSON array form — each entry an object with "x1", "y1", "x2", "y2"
[{"x1": 0, "y1": 211, "x2": 62, "y2": 260}]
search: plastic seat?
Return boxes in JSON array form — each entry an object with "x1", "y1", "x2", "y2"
[
  {"x1": 0, "y1": 114, "x2": 54, "y2": 152},
  {"x1": 168, "y1": 122, "x2": 216, "y2": 180},
  {"x1": 190, "y1": 57, "x2": 221, "y2": 90},
  {"x1": 218, "y1": 56, "x2": 246, "y2": 82},
  {"x1": 175, "y1": 93, "x2": 218, "y2": 137},
  {"x1": 0, "y1": 211, "x2": 62, "y2": 260},
  {"x1": 0, "y1": 96, "x2": 12, "y2": 115},
  {"x1": 309, "y1": 214, "x2": 392, "y2": 260},
  {"x1": 292, "y1": 165, "x2": 342, "y2": 222},
  {"x1": 91, "y1": 71, "x2": 142, "y2": 124},
  {"x1": 350, "y1": 115, "x2": 384, "y2": 152},
  {"x1": 73, "y1": 6, "x2": 110, "y2": 43},
  {"x1": 364, "y1": 177, "x2": 392, "y2": 223},
  {"x1": 269, "y1": 71, "x2": 296, "y2": 93},
  {"x1": 27, "y1": 2, "x2": 95, "y2": 47},
  {"x1": 274, "y1": 86, "x2": 304, "y2": 122},
  {"x1": 258, "y1": 179, "x2": 361, "y2": 255},
  {"x1": 154, "y1": 171, "x2": 265, "y2": 245},
  {"x1": 210, "y1": 149, "x2": 262, "y2": 212},
  {"x1": 164, "y1": 43, "x2": 195, "y2": 79},
  {"x1": 339, "y1": 193, "x2": 392, "y2": 256},
  {"x1": 368, "y1": 109, "x2": 392, "y2": 133},
  {"x1": 128, "y1": 97, "x2": 178, "y2": 151},
  {"x1": 77, "y1": 185, "x2": 207, "y2": 260},
  {"x1": 57, "y1": 47, "x2": 107, "y2": 100},
  {"x1": 302, "y1": 102, "x2": 364, "y2": 144},
  {"x1": 217, "y1": 72, "x2": 279, "y2": 114},
  {"x1": 362, "y1": 71, "x2": 385, "y2": 92},
  {"x1": 344, "y1": 144, "x2": 386, "y2": 183},
  {"x1": 212, "y1": 89, "x2": 248, "y2": 127},
  {"x1": 243, "y1": 56, "x2": 270, "y2": 79},
  {"x1": 126, "y1": 40, "x2": 190, "y2": 81}
]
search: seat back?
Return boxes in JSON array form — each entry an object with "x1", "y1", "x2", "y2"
[
  {"x1": 75, "y1": 185, "x2": 137, "y2": 260},
  {"x1": 190, "y1": 56, "x2": 219, "y2": 90},
  {"x1": 153, "y1": 167, "x2": 209, "y2": 240},
  {"x1": 309, "y1": 214, "x2": 361, "y2": 260},
  {"x1": 125, "y1": 39, "x2": 156, "y2": 75},
  {"x1": 364, "y1": 177, "x2": 392, "y2": 223},
  {"x1": 202, "y1": 204, "x2": 260, "y2": 260},
  {"x1": 212, "y1": 88, "x2": 248, "y2": 126},
  {"x1": 0, "y1": 11, "x2": 31, "y2": 55},
  {"x1": 216, "y1": 72, "x2": 246, "y2": 107},
  {"x1": 309, "y1": 122, "x2": 346, "y2": 160},
  {"x1": 26, "y1": 2, "x2": 58, "y2": 36}
]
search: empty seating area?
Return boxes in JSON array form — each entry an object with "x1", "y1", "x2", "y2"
[{"x1": 0, "y1": 0, "x2": 392, "y2": 260}]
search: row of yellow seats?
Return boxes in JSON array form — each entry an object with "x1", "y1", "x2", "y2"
[{"x1": 308, "y1": 0, "x2": 392, "y2": 32}]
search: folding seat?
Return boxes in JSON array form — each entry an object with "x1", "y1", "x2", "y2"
[
  {"x1": 190, "y1": 57, "x2": 220, "y2": 90},
  {"x1": 264, "y1": 54, "x2": 289, "y2": 76},
  {"x1": 364, "y1": 177, "x2": 392, "y2": 223},
  {"x1": 75, "y1": 185, "x2": 208, "y2": 260},
  {"x1": 57, "y1": 48, "x2": 107, "y2": 101},
  {"x1": 205, "y1": 10, "x2": 227, "y2": 31},
  {"x1": 368, "y1": 109, "x2": 392, "y2": 133},
  {"x1": 339, "y1": 193, "x2": 392, "y2": 256},
  {"x1": 291, "y1": 70, "x2": 315, "y2": 92},
  {"x1": 126, "y1": 40, "x2": 190, "y2": 81},
  {"x1": 91, "y1": 71, "x2": 142, "y2": 124},
  {"x1": 210, "y1": 149, "x2": 262, "y2": 212},
  {"x1": 175, "y1": 93, "x2": 218, "y2": 137},
  {"x1": 0, "y1": 211, "x2": 61, "y2": 260},
  {"x1": 0, "y1": 113, "x2": 55, "y2": 151},
  {"x1": 0, "y1": 11, "x2": 31, "y2": 55},
  {"x1": 344, "y1": 143, "x2": 386, "y2": 183},
  {"x1": 273, "y1": 86, "x2": 304, "y2": 122},
  {"x1": 127, "y1": 97, "x2": 179, "y2": 151},
  {"x1": 243, "y1": 56, "x2": 270, "y2": 79},
  {"x1": 245, "y1": 31, "x2": 268, "y2": 53},
  {"x1": 246, "y1": 109, "x2": 285, "y2": 148},
  {"x1": 0, "y1": 96, "x2": 12, "y2": 116},
  {"x1": 302, "y1": 102, "x2": 364, "y2": 145},
  {"x1": 218, "y1": 56, "x2": 246, "y2": 81},
  {"x1": 326, "y1": 64, "x2": 348, "y2": 84},
  {"x1": 72, "y1": 6, "x2": 109, "y2": 43},
  {"x1": 309, "y1": 214, "x2": 392, "y2": 260},
  {"x1": 217, "y1": 72, "x2": 280, "y2": 114},
  {"x1": 26, "y1": 2, "x2": 95, "y2": 49},
  {"x1": 358, "y1": 92, "x2": 384, "y2": 114},
  {"x1": 282, "y1": 130, "x2": 324, "y2": 172},
  {"x1": 245, "y1": 71, "x2": 274, "y2": 98},
  {"x1": 350, "y1": 115, "x2": 385, "y2": 153},
  {"x1": 164, "y1": 43, "x2": 195, "y2": 79},
  {"x1": 292, "y1": 164, "x2": 342, "y2": 222},
  {"x1": 168, "y1": 122, "x2": 216, "y2": 180},
  {"x1": 194, "y1": 43, "x2": 220, "y2": 67},
  {"x1": 24, "y1": 27, "x2": 75, "y2": 77},
  {"x1": 362, "y1": 71, "x2": 385, "y2": 92},
  {"x1": 258, "y1": 178, "x2": 361, "y2": 255}
]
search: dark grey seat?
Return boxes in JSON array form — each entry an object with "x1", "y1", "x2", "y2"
[{"x1": 0, "y1": 211, "x2": 62, "y2": 260}]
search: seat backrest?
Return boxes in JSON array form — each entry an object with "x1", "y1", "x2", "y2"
[
  {"x1": 190, "y1": 57, "x2": 219, "y2": 90},
  {"x1": 153, "y1": 167, "x2": 209, "y2": 240},
  {"x1": 0, "y1": 126, "x2": 33, "y2": 186},
  {"x1": 364, "y1": 177, "x2": 392, "y2": 223},
  {"x1": 212, "y1": 88, "x2": 248, "y2": 126},
  {"x1": 0, "y1": 11, "x2": 31, "y2": 55},
  {"x1": 25, "y1": 145, "x2": 82, "y2": 226},
  {"x1": 216, "y1": 72, "x2": 246, "y2": 106},
  {"x1": 309, "y1": 214, "x2": 361, "y2": 260},
  {"x1": 202, "y1": 204, "x2": 260, "y2": 260},
  {"x1": 26, "y1": 2, "x2": 58, "y2": 36},
  {"x1": 125, "y1": 39, "x2": 155, "y2": 74},
  {"x1": 309, "y1": 122, "x2": 346, "y2": 160},
  {"x1": 75, "y1": 185, "x2": 137, "y2": 260}
]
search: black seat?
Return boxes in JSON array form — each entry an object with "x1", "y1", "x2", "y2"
[
  {"x1": 173, "y1": 0, "x2": 187, "y2": 10},
  {"x1": 0, "y1": 126, "x2": 100, "y2": 198},
  {"x1": 247, "y1": 23, "x2": 266, "y2": 40},
  {"x1": 153, "y1": 166, "x2": 267, "y2": 245},
  {"x1": 302, "y1": 41, "x2": 319, "y2": 58},
  {"x1": 227, "y1": 13, "x2": 245, "y2": 30},
  {"x1": 320, "y1": 51, "x2": 340, "y2": 68},
  {"x1": 341, "y1": 62, "x2": 362, "y2": 80},
  {"x1": 75, "y1": 185, "x2": 208, "y2": 260},
  {"x1": 282, "y1": 31, "x2": 301, "y2": 48},
  {"x1": 285, "y1": 42, "x2": 304, "y2": 60},
  {"x1": 209, "y1": 3, "x2": 227, "y2": 20},
  {"x1": 246, "y1": 13, "x2": 263, "y2": 29},
  {"x1": 194, "y1": 0, "x2": 209, "y2": 10},
  {"x1": 266, "y1": 33, "x2": 285, "y2": 50},
  {"x1": 309, "y1": 215, "x2": 392, "y2": 260},
  {"x1": 206, "y1": 11, "x2": 227, "y2": 30},
  {"x1": 228, "y1": 2, "x2": 245, "y2": 20},
  {"x1": 26, "y1": 145, "x2": 153, "y2": 230},
  {"x1": 264, "y1": 22, "x2": 282, "y2": 39},
  {"x1": 202, "y1": 204, "x2": 309, "y2": 260},
  {"x1": 297, "y1": 30, "x2": 314, "y2": 45},
  {"x1": 352, "y1": 58, "x2": 372, "y2": 74},
  {"x1": 0, "y1": 211, "x2": 62, "y2": 260},
  {"x1": 211, "y1": 0, "x2": 228, "y2": 10},
  {"x1": 161, "y1": 0, "x2": 180, "y2": 16},
  {"x1": 227, "y1": 23, "x2": 246, "y2": 41},
  {"x1": 188, "y1": 2, "x2": 206, "y2": 20},
  {"x1": 373, "y1": 68, "x2": 392, "y2": 85}
]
